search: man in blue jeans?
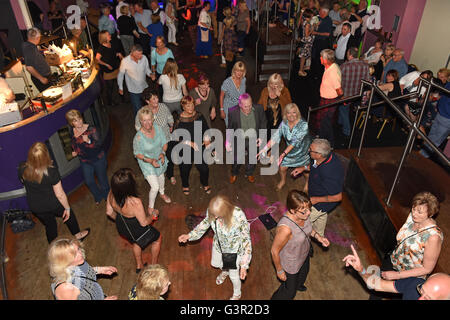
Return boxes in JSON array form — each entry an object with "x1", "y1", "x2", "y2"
[
  {"x1": 117, "y1": 44, "x2": 153, "y2": 116},
  {"x1": 420, "y1": 81, "x2": 450, "y2": 159}
]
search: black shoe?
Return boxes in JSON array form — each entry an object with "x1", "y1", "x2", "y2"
[
  {"x1": 136, "y1": 263, "x2": 148, "y2": 274},
  {"x1": 297, "y1": 285, "x2": 307, "y2": 292}
]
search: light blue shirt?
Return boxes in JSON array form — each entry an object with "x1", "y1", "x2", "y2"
[
  {"x1": 134, "y1": 9, "x2": 152, "y2": 33},
  {"x1": 98, "y1": 15, "x2": 117, "y2": 35},
  {"x1": 117, "y1": 55, "x2": 152, "y2": 93},
  {"x1": 133, "y1": 124, "x2": 168, "y2": 177},
  {"x1": 151, "y1": 48, "x2": 174, "y2": 74}
]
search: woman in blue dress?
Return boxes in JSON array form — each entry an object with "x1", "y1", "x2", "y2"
[
  {"x1": 257, "y1": 103, "x2": 311, "y2": 191},
  {"x1": 196, "y1": 1, "x2": 213, "y2": 58}
]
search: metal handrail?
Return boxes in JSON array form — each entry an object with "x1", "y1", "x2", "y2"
[{"x1": 307, "y1": 77, "x2": 449, "y2": 207}]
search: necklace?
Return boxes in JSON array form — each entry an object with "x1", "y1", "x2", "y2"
[{"x1": 197, "y1": 87, "x2": 208, "y2": 99}]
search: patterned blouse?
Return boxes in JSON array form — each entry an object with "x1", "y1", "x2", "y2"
[
  {"x1": 271, "y1": 119, "x2": 311, "y2": 168},
  {"x1": 391, "y1": 213, "x2": 443, "y2": 275},
  {"x1": 71, "y1": 125, "x2": 104, "y2": 163},
  {"x1": 188, "y1": 207, "x2": 252, "y2": 269}
]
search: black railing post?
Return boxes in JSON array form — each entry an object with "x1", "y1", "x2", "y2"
[{"x1": 357, "y1": 85, "x2": 375, "y2": 158}]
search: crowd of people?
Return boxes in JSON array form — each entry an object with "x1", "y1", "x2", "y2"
[{"x1": 14, "y1": 0, "x2": 450, "y2": 300}]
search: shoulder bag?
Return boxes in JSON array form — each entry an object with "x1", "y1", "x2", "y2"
[{"x1": 118, "y1": 213, "x2": 160, "y2": 250}]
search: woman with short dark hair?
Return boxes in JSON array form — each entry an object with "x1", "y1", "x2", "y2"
[
  {"x1": 271, "y1": 190, "x2": 329, "y2": 300},
  {"x1": 173, "y1": 95, "x2": 211, "y2": 195}
]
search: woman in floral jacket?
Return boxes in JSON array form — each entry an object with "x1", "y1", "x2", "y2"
[{"x1": 178, "y1": 194, "x2": 252, "y2": 300}]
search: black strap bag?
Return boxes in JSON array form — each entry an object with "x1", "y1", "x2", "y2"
[
  {"x1": 215, "y1": 220, "x2": 238, "y2": 270},
  {"x1": 118, "y1": 213, "x2": 160, "y2": 250},
  {"x1": 3, "y1": 207, "x2": 35, "y2": 234}
]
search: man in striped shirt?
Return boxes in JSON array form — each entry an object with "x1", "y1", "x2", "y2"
[{"x1": 338, "y1": 47, "x2": 369, "y2": 139}]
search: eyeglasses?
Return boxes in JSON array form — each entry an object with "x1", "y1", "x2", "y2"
[{"x1": 309, "y1": 148, "x2": 320, "y2": 154}]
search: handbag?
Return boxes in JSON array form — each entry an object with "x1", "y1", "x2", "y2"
[
  {"x1": 118, "y1": 213, "x2": 159, "y2": 250},
  {"x1": 284, "y1": 216, "x2": 314, "y2": 258},
  {"x1": 3, "y1": 206, "x2": 35, "y2": 234},
  {"x1": 215, "y1": 220, "x2": 238, "y2": 270}
]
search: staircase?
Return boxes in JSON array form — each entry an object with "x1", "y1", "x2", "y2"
[{"x1": 258, "y1": 43, "x2": 292, "y2": 82}]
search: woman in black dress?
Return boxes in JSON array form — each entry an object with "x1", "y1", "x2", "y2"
[
  {"x1": 106, "y1": 168, "x2": 162, "y2": 274},
  {"x1": 173, "y1": 95, "x2": 211, "y2": 195},
  {"x1": 18, "y1": 142, "x2": 90, "y2": 244},
  {"x1": 96, "y1": 31, "x2": 123, "y2": 107}
]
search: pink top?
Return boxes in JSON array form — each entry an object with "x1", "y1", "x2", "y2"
[
  {"x1": 278, "y1": 216, "x2": 312, "y2": 274},
  {"x1": 320, "y1": 63, "x2": 342, "y2": 99}
]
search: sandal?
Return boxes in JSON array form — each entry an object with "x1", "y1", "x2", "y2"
[
  {"x1": 203, "y1": 186, "x2": 212, "y2": 194},
  {"x1": 229, "y1": 294, "x2": 241, "y2": 300},
  {"x1": 183, "y1": 188, "x2": 190, "y2": 196},
  {"x1": 216, "y1": 271, "x2": 229, "y2": 285},
  {"x1": 160, "y1": 194, "x2": 172, "y2": 204},
  {"x1": 148, "y1": 208, "x2": 159, "y2": 221},
  {"x1": 75, "y1": 228, "x2": 91, "y2": 242}
]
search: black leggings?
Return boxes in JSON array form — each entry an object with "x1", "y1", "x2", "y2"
[
  {"x1": 33, "y1": 206, "x2": 81, "y2": 243},
  {"x1": 271, "y1": 255, "x2": 310, "y2": 300},
  {"x1": 179, "y1": 162, "x2": 209, "y2": 188}
]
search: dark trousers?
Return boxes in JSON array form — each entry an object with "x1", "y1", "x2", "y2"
[
  {"x1": 104, "y1": 78, "x2": 117, "y2": 106},
  {"x1": 33, "y1": 206, "x2": 81, "y2": 243},
  {"x1": 231, "y1": 138, "x2": 256, "y2": 177},
  {"x1": 80, "y1": 155, "x2": 110, "y2": 203},
  {"x1": 313, "y1": 97, "x2": 339, "y2": 147},
  {"x1": 138, "y1": 33, "x2": 151, "y2": 56},
  {"x1": 165, "y1": 140, "x2": 177, "y2": 179},
  {"x1": 271, "y1": 255, "x2": 310, "y2": 300},
  {"x1": 179, "y1": 161, "x2": 209, "y2": 188}
]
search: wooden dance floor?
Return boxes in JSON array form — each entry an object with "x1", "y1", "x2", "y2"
[{"x1": 3, "y1": 28, "x2": 448, "y2": 300}]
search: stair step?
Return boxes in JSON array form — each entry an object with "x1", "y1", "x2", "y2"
[
  {"x1": 259, "y1": 72, "x2": 289, "y2": 81},
  {"x1": 266, "y1": 44, "x2": 291, "y2": 52},
  {"x1": 261, "y1": 63, "x2": 290, "y2": 71},
  {"x1": 263, "y1": 53, "x2": 290, "y2": 61}
]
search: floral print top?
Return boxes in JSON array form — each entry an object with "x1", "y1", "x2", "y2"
[
  {"x1": 188, "y1": 207, "x2": 252, "y2": 269},
  {"x1": 391, "y1": 213, "x2": 443, "y2": 275}
]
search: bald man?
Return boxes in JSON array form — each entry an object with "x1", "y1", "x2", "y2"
[{"x1": 343, "y1": 245, "x2": 450, "y2": 300}]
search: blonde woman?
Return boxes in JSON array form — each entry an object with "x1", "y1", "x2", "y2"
[
  {"x1": 166, "y1": 0, "x2": 179, "y2": 46},
  {"x1": 48, "y1": 238, "x2": 118, "y2": 300},
  {"x1": 178, "y1": 195, "x2": 252, "y2": 300},
  {"x1": 257, "y1": 73, "x2": 292, "y2": 139},
  {"x1": 133, "y1": 108, "x2": 171, "y2": 220},
  {"x1": 158, "y1": 58, "x2": 188, "y2": 113},
  {"x1": 18, "y1": 142, "x2": 90, "y2": 243},
  {"x1": 129, "y1": 264, "x2": 171, "y2": 299},
  {"x1": 220, "y1": 61, "x2": 246, "y2": 125},
  {"x1": 96, "y1": 30, "x2": 123, "y2": 107},
  {"x1": 257, "y1": 103, "x2": 312, "y2": 191},
  {"x1": 65, "y1": 109, "x2": 110, "y2": 205}
]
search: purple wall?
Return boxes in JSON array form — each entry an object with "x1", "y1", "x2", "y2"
[
  {"x1": 11, "y1": 0, "x2": 105, "y2": 30},
  {"x1": 377, "y1": 0, "x2": 426, "y2": 62}
]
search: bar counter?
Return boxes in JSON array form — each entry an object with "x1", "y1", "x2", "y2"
[{"x1": 0, "y1": 50, "x2": 111, "y2": 211}]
